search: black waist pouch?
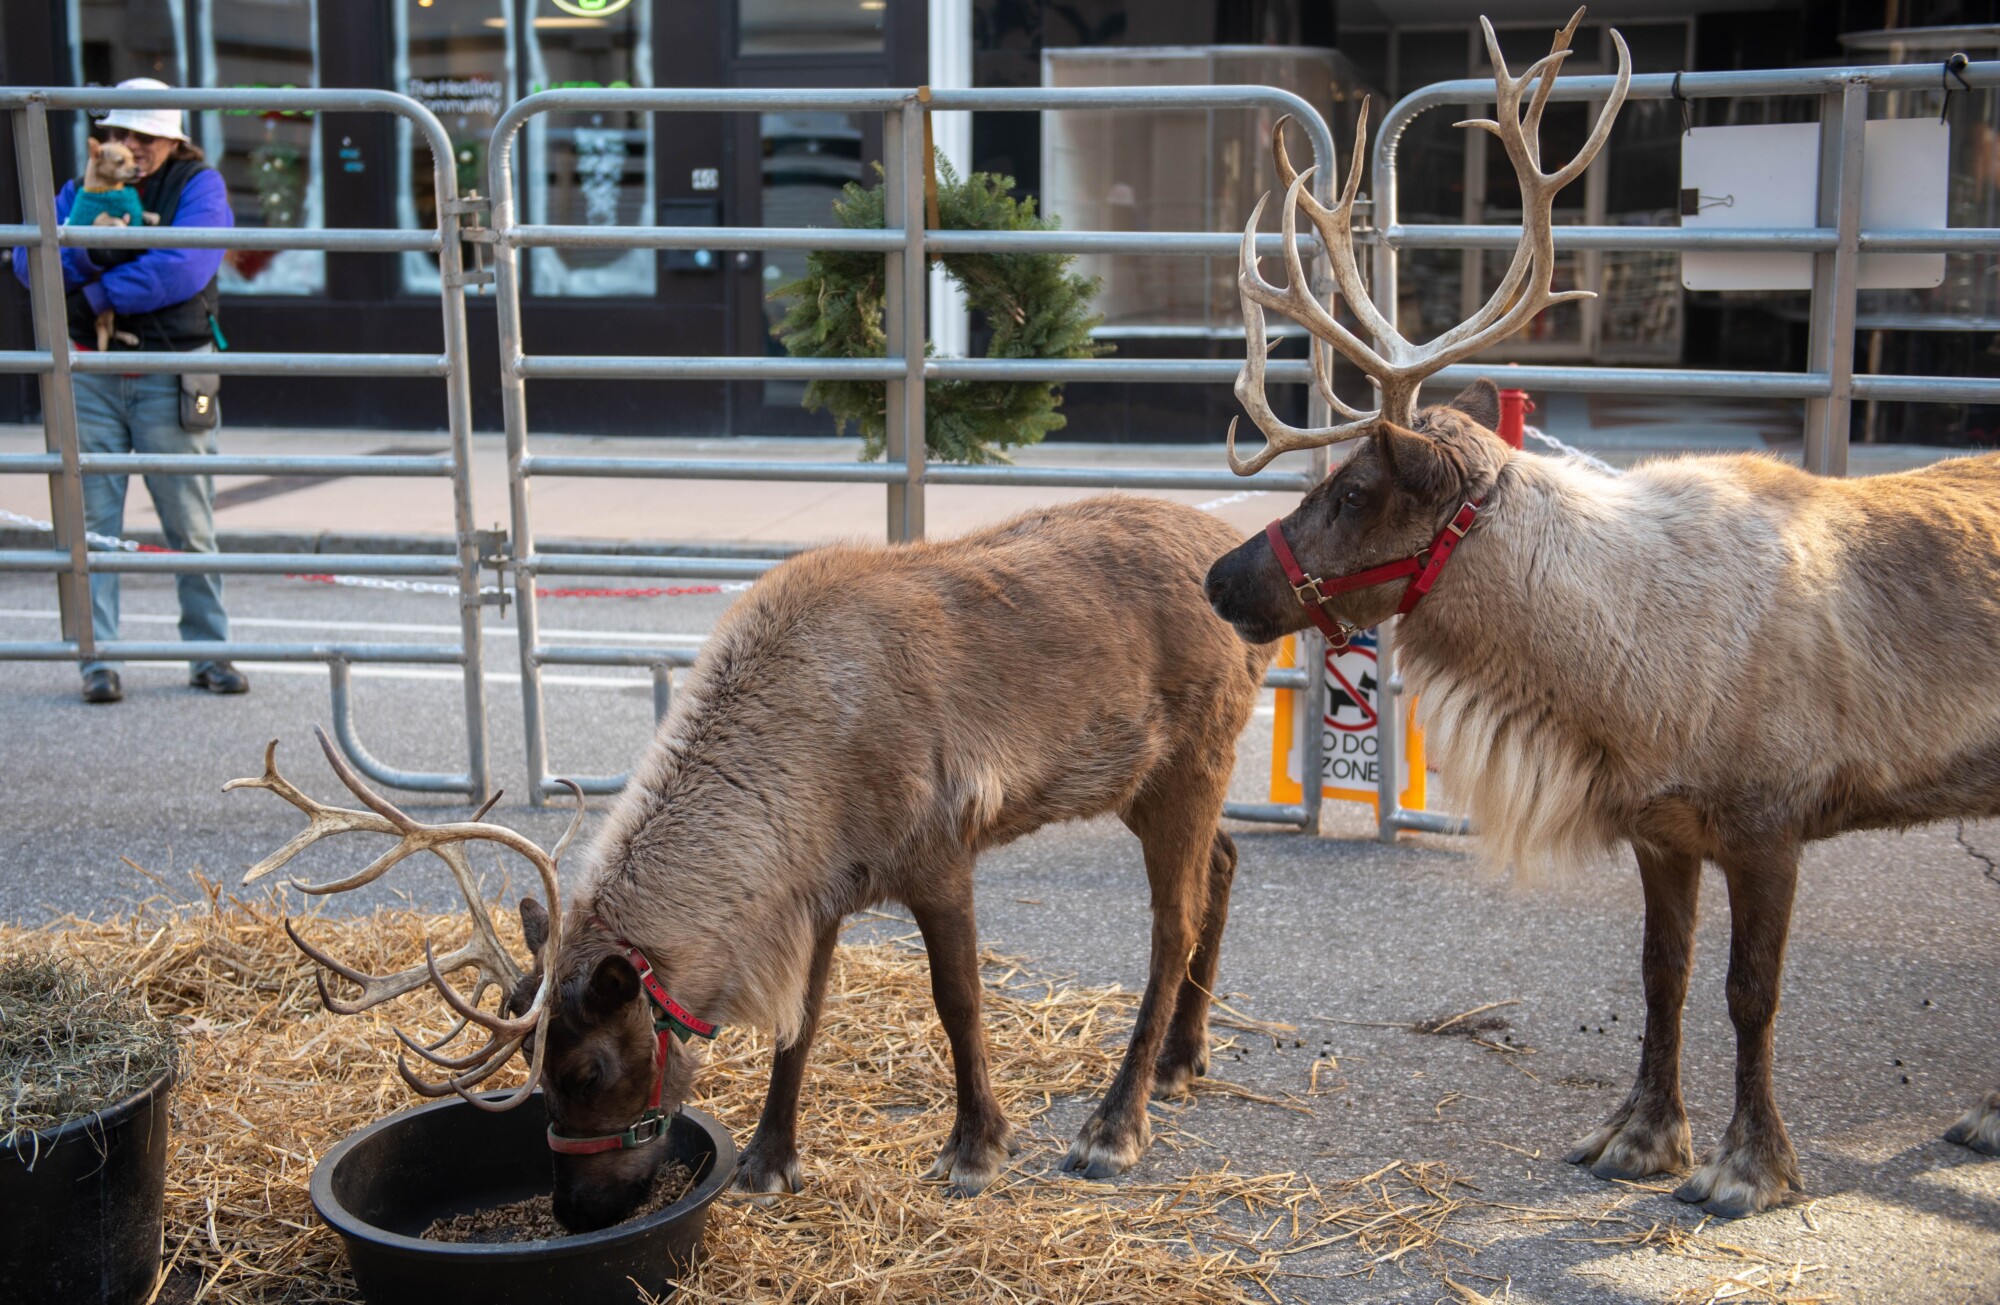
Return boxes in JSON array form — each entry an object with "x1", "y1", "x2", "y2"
[{"x1": 180, "y1": 371, "x2": 220, "y2": 432}]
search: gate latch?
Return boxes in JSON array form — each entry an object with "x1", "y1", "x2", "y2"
[
  {"x1": 471, "y1": 527, "x2": 511, "y2": 618},
  {"x1": 447, "y1": 191, "x2": 496, "y2": 291}
]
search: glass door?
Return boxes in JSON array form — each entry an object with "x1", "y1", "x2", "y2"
[
  {"x1": 726, "y1": 0, "x2": 890, "y2": 437},
  {"x1": 524, "y1": 0, "x2": 656, "y2": 297},
  {"x1": 394, "y1": 0, "x2": 512, "y2": 292},
  {"x1": 730, "y1": 105, "x2": 876, "y2": 435},
  {"x1": 199, "y1": 0, "x2": 324, "y2": 296}
]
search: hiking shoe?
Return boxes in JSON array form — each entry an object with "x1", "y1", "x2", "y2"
[
  {"x1": 81, "y1": 668, "x2": 122, "y2": 703},
  {"x1": 190, "y1": 662, "x2": 249, "y2": 694}
]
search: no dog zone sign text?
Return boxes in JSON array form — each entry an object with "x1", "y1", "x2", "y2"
[{"x1": 1269, "y1": 630, "x2": 1428, "y2": 813}]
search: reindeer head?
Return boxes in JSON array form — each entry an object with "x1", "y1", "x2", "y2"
[
  {"x1": 1207, "y1": 381, "x2": 1510, "y2": 642},
  {"x1": 1208, "y1": 8, "x2": 1626, "y2": 638},
  {"x1": 229, "y1": 734, "x2": 657, "y2": 1230},
  {"x1": 504, "y1": 902, "x2": 705, "y2": 1231}
]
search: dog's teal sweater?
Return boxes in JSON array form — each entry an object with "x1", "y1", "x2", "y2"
[{"x1": 67, "y1": 187, "x2": 145, "y2": 228}]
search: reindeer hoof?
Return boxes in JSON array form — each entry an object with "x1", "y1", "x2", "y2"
[
  {"x1": 733, "y1": 1146, "x2": 802, "y2": 1203},
  {"x1": 1061, "y1": 1111, "x2": 1151, "y2": 1179},
  {"x1": 922, "y1": 1122, "x2": 1013, "y2": 1196},
  {"x1": 1567, "y1": 1106, "x2": 1691, "y2": 1180},
  {"x1": 1945, "y1": 1091, "x2": 2000, "y2": 1155},
  {"x1": 1672, "y1": 1136, "x2": 1800, "y2": 1218}
]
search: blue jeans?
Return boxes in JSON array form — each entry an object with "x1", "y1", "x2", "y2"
[{"x1": 73, "y1": 372, "x2": 229, "y2": 676}]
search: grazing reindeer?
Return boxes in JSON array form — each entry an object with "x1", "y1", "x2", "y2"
[
  {"x1": 243, "y1": 496, "x2": 1275, "y2": 1232},
  {"x1": 1204, "y1": 8, "x2": 2000, "y2": 1217}
]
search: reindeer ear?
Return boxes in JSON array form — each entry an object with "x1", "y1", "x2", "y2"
[
  {"x1": 1445, "y1": 378, "x2": 1501, "y2": 432},
  {"x1": 584, "y1": 953, "x2": 640, "y2": 1016},
  {"x1": 519, "y1": 897, "x2": 549, "y2": 954},
  {"x1": 1377, "y1": 424, "x2": 1456, "y2": 498}
]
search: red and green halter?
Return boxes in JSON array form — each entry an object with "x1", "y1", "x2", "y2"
[{"x1": 544, "y1": 920, "x2": 720, "y2": 1156}]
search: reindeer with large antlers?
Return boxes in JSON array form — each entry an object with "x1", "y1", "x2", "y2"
[
  {"x1": 245, "y1": 495, "x2": 1275, "y2": 1233},
  {"x1": 1207, "y1": 8, "x2": 2000, "y2": 1217}
]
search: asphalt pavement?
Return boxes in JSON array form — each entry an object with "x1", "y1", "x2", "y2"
[{"x1": 2, "y1": 555, "x2": 1996, "y2": 1303}]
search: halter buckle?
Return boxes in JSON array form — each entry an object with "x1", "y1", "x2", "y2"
[
  {"x1": 1292, "y1": 576, "x2": 1327, "y2": 607},
  {"x1": 620, "y1": 1112, "x2": 669, "y2": 1147}
]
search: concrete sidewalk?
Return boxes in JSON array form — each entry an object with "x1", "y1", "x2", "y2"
[{"x1": 0, "y1": 426, "x2": 1308, "y2": 553}]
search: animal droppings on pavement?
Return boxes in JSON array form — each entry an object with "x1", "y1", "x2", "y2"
[{"x1": 3, "y1": 876, "x2": 1483, "y2": 1304}]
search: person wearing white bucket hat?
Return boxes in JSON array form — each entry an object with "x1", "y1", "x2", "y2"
[
  {"x1": 9, "y1": 76, "x2": 245, "y2": 704},
  {"x1": 97, "y1": 77, "x2": 192, "y2": 146}
]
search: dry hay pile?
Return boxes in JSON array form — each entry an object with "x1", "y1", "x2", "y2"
[
  {"x1": 2, "y1": 877, "x2": 1478, "y2": 1304},
  {"x1": 1, "y1": 951, "x2": 176, "y2": 1154}
]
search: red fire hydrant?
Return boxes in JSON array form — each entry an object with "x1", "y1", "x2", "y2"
[{"x1": 1497, "y1": 388, "x2": 1532, "y2": 450}]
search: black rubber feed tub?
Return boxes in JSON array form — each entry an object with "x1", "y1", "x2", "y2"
[
  {"x1": 312, "y1": 1093, "x2": 736, "y2": 1305},
  {"x1": 0, "y1": 1066, "x2": 174, "y2": 1305}
]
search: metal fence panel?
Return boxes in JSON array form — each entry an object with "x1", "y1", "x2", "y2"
[
  {"x1": 488, "y1": 85, "x2": 1339, "y2": 827},
  {"x1": 0, "y1": 87, "x2": 491, "y2": 800}
]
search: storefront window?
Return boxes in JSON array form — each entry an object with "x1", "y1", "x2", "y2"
[
  {"x1": 199, "y1": 0, "x2": 324, "y2": 295},
  {"x1": 759, "y1": 111, "x2": 866, "y2": 404},
  {"x1": 68, "y1": 0, "x2": 188, "y2": 174},
  {"x1": 395, "y1": 0, "x2": 513, "y2": 292},
  {"x1": 525, "y1": 0, "x2": 655, "y2": 297},
  {"x1": 71, "y1": 0, "x2": 188, "y2": 86},
  {"x1": 740, "y1": 0, "x2": 885, "y2": 56}
]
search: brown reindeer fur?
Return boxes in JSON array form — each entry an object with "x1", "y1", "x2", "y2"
[
  {"x1": 519, "y1": 495, "x2": 1275, "y2": 1231},
  {"x1": 1206, "y1": 379, "x2": 2000, "y2": 1217}
]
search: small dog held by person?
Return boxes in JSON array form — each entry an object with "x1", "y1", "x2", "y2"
[{"x1": 68, "y1": 137, "x2": 159, "y2": 350}]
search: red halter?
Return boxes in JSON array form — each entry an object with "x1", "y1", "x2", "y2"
[
  {"x1": 1264, "y1": 499, "x2": 1481, "y2": 651},
  {"x1": 544, "y1": 920, "x2": 720, "y2": 1156}
]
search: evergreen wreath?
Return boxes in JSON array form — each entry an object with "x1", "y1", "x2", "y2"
[{"x1": 773, "y1": 156, "x2": 1111, "y2": 464}]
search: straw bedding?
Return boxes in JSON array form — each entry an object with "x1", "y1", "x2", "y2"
[{"x1": 1, "y1": 876, "x2": 1479, "y2": 1303}]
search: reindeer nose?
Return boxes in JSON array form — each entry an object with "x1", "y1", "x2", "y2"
[{"x1": 1204, "y1": 554, "x2": 1240, "y2": 611}]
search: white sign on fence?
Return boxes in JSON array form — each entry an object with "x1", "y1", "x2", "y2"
[
  {"x1": 1680, "y1": 118, "x2": 1948, "y2": 291},
  {"x1": 1269, "y1": 630, "x2": 1427, "y2": 814}
]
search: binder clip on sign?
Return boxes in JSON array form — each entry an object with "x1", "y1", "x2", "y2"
[{"x1": 1268, "y1": 630, "x2": 1427, "y2": 813}]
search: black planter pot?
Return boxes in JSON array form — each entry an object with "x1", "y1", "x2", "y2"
[
  {"x1": 312, "y1": 1092, "x2": 737, "y2": 1305},
  {"x1": 0, "y1": 1066, "x2": 175, "y2": 1305}
]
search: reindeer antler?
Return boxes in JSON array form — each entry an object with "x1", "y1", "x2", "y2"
[
  {"x1": 228, "y1": 729, "x2": 586, "y2": 1112},
  {"x1": 1229, "y1": 6, "x2": 1630, "y2": 473}
]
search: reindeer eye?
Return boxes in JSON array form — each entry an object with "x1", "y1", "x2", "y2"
[{"x1": 1342, "y1": 487, "x2": 1369, "y2": 512}]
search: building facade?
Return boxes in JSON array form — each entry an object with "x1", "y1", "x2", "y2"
[{"x1": 2, "y1": 0, "x2": 1996, "y2": 444}]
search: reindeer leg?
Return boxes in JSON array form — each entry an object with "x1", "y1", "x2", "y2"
[
  {"x1": 1154, "y1": 829, "x2": 1238, "y2": 1098},
  {"x1": 908, "y1": 875, "x2": 1015, "y2": 1196},
  {"x1": 1674, "y1": 840, "x2": 1803, "y2": 1217},
  {"x1": 1568, "y1": 841, "x2": 1699, "y2": 1179},
  {"x1": 1063, "y1": 772, "x2": 1212, "y2": 1178},
  {"x1": 734, "y1": 916, "x2": 839, "y2": 1201}
]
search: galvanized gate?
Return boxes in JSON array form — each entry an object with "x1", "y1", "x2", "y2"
[
  {"x1": 0, "y1": 86, "x2": 493, "y2": 801},
  {"x1": 485, "y1": 86, "x2": 1342, "y2": 830},
  {"x1": 1363, "y1": 56, "x2": 2000, "y2": 842}
]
